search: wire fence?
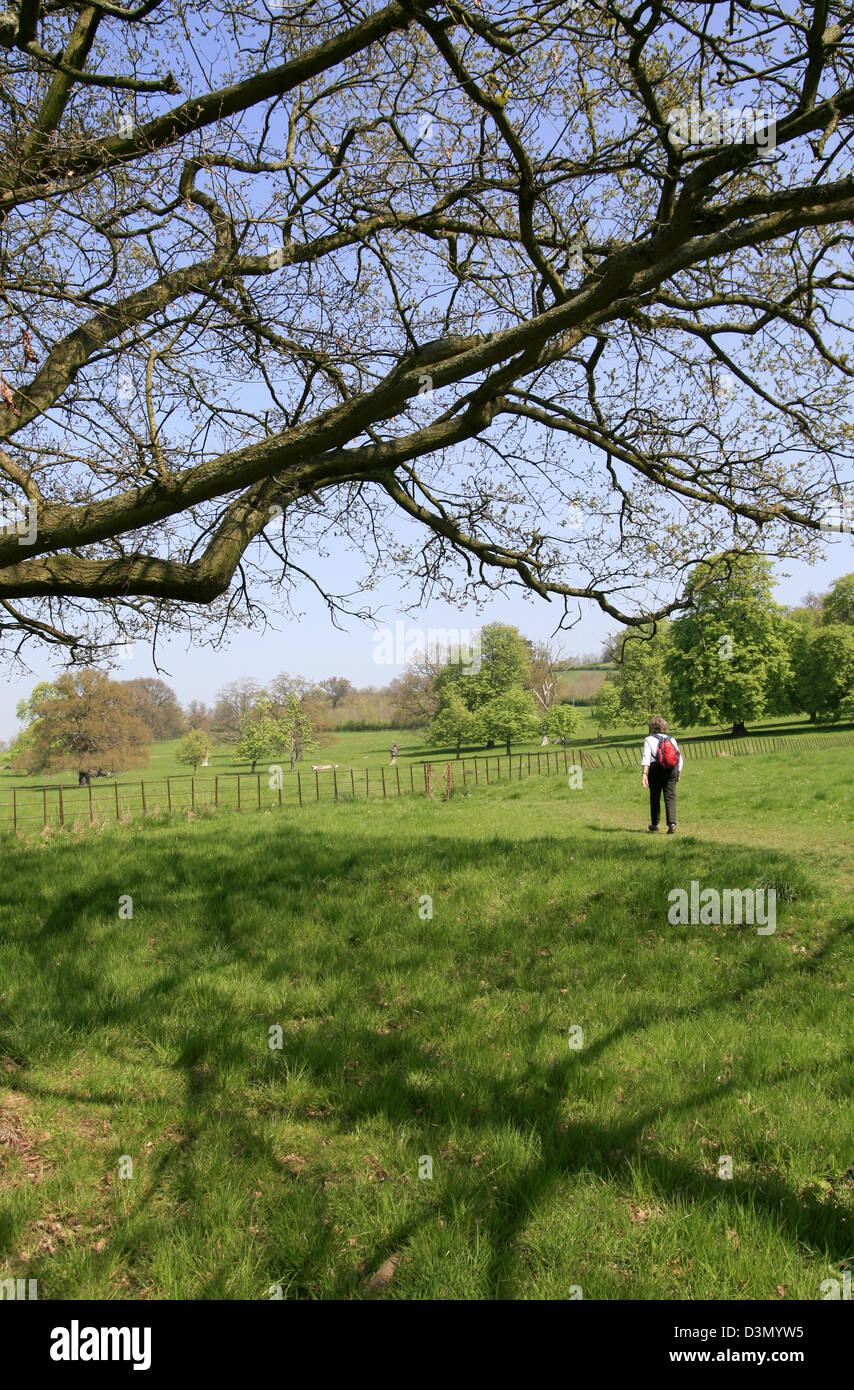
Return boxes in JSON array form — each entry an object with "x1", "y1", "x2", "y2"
[{"x1": 1, "y1": 730, "x2": 852, "y2": 833}]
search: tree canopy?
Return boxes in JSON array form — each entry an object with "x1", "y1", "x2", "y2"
[
  {"x1": 667, "y1": 555, "x2": 791, "y2": 734},
  {"x1": 12, "y1": 668, "x2": 151, "y2": 774},
  {"x1": 0, "y1": 2, "x2": 853, "y2": 662}
]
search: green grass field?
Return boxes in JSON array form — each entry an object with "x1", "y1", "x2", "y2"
[
  {"x1": 1, "y1": 712, "x2": 850, "y2": 835},
  {"x1": 0, "y1": 740, "x2": 851, "y2": 1300}
]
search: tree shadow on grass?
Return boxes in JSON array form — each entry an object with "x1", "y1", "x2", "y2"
[{"x1": 1, "y1": 820, "x2": 850, "y2": 1298}]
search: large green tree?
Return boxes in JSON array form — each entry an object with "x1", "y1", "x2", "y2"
[
  {"x1": 546, "y1": 703, "x2": 580, "y2": 747},
  {"x1": 609, "y1": 623, "x2": 672, "y2": 725},
  {"x1": 791, "y1": 623, "x2": 854, "y2": 722},
  {"x1": 821, "y1": 574, "x2": 854, "y2": 627},
  {"x1": 435, "y1": 624, "x2": 530, "y2": 711},
  {"x1": 430, "y1": 690, "x2": 483, "y2": 758},
  {"x1": 121, "y1": 677, "x2": 185, "y2": 741},
  {"x1": 667, "y1": 557, "x2": 791, "y2": 736},
  {"x1": 237, "y1": 694, "x2": 318, "y2": 772},
  {"x1": 591, "y1": 680, "x2": 622, "y2": 732},
  {"x1": 12, "y1": 670, "x2": 151, "y2": 776},
  {"x1": 176, "y1": 728, "x2": 210, "y2": 775},
  {"x1": 1, "y1": 3, "x2": 852, "y2": 662},
  {"x1": 480, "y1": 688, "x2": 540, "y2": 756}
]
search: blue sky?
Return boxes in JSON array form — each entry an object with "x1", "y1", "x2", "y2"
[{"x1": 2, "y1": 542, "x2": 850, "y2": 742}]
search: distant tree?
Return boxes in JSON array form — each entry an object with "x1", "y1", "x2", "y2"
[
  {"x1": 298, "y1": 693, "x2": 335, "y2": 733},
  {"x1": 212, "y1": 678, "x2": 265, "y2": 739},
  {"x1": 122, "y1": 677, "x2": 185, "y2": 740},
  {"x1": 791, "y1": 624, "x2": 854, "y2": 723},
  {"x1": 10, "y1": 681, "x2": 60, "y2": 766},
  {"x1": 480, "y1": 688, "x2": 540, "y2": 756},
  {"x1": 430, "y1": 691, "x2": 484, "y2": 758},
  {"x1": 267, "y1": 672, "x2": 318, "y2": 709},
  {"x1": 278, "y1": 693, "x2": 318, "y2": 771},
  {"x1": 667, "y1": 557, "x2": 791, "y2": 737},
  {"x1": 821, "y1": 574, "x2": 854, "y2": 627},
  {"x1": 12, "y1": 670, "x2": 150, "y2": 777},
  {"x1": 176, "y1": 728, "x2": 209, "y2": 775},
  {"x1": 435, "y1": 623, "x2": 529, "y2": 713},
  {"x1": 528, "y1": 640, "x2": 564, "y2": 714},
  {"x1": 546, "y1": 704, "x2": 580, "y2": 747},
  {"x1": 389, "y1": 657, "x2": 440, "y2": 729},
  {"x1": 783, "y1": 603, "x2": 823, "y2": 632},
  {"x1": 15, "y1": 681, "x2": 59, "y2": 724},
  {"x1": 592, "y1": 680, "x2": 622, "y2": 732},
  {"x1": 611, "y1": 623, "x2": 672, "y2": 724},
  {"x1": 236, "y1": 701, "x2": 282, "y2": 774},
  {"x1": 236, "y1": 694, "x2": 318, "y2": 772},
  {"x1": 319, "y1": 677, "x2": 354, "y2": 708},
  {"x1": 801, "y1": 590, "x2": 827, "y2": 615},
  {"x1": 185, "y1": 700, "x2": 213, "y2": 734},
  {"x1": 435, "y1": 622, "x2": 531, "y2": 747}
]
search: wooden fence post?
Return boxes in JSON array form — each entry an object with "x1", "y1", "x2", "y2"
[
  {"x1": 88, "y1": 782, "x2": 93, "y2": 822},
  {"x1": 381, "y1": 768, "x2": 387, "y2": 799},
  {"x1": 114, "y1": 782, "x2": 120, "y2": 821},
  {"x1": 333, "y1": 769, "x2": 339, "y2": 801},
  {"x1": 366, "y1": 769, "x2": 370, "y2": 796},
  {"x1": 257, "y1": 773, "x2": 261, "y2": 808},
  {"x1": 410, "y1": 765, "x2": 414, "y2": 792},
  {"x1": 315, "y1": 770, "x2": 320, "y2": 801},
  {"x1": 297, "y1": 771, "x2": 302, "y2": 806},
  {"x1": 13, "y1": 788, "x2": 16, "y2": 833},
  {"x1": 167, "y1": 777, "x2": 172, "y2": 812},
  {"x1": 43, "y1": 786, "x2": 47, "y2": 829},
  {"x1": 474, "y1": 759, "x2": 479, "y2": 785},
  {"x1": 58, "y1": 785, "x2": 64, "y2": 826},
  {"x1": 192, "y1": 777, "x2": 196, "y2": 810},
  {"x1": 215, "y1": 775, "x2": 219, "y2": 806},
  {"x1": 350, "y1": 769, "x2": 355, "y2": 799},
  {"x1": 396, "y1": 766, "x2": 401, "y2": 796},
  {"x1": 237, "y1": 774, "x2": 241, "y2": 810},
  {"x1": 141, "y1": 780, "x2": 146, "y2": 814}
]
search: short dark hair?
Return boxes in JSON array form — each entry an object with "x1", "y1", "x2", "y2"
[{"x1": 649, "y1": 716, "x2": 668, "y2": 734}]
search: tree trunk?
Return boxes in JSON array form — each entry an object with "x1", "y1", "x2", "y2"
[
  {"x1": 251, "y1": 759, "x2": 257, "y2": 773},
  {"x1": 808, "y1": 711, "x2": 817, "y2": 723},
  {"x1": 731, "y1": 721, "x2": 748, "y2": 737},
  {"x1": 486, "y1": 738, "x2": 495, "y2": 749}
]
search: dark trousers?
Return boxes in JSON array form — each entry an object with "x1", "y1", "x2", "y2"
[{"x1": 648, "y1": 767, "x2": 678, "y2": 828}]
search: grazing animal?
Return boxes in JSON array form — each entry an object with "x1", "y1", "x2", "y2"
[{"x1": 311, "y1": 763, "x2": 339, "y2": 771}]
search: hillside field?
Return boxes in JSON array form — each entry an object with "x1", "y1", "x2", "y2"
[{"x1": 0, "y1": 739, "x2": 851, "y2": 1300}]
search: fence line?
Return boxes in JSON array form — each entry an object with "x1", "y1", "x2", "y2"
[{"x1": 2, "y1": 730, "x2": 853, "y2": 832}]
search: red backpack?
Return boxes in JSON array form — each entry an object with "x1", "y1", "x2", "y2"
[{"x1": 656, "y1": 734, "x2": 680, "y2": 769}]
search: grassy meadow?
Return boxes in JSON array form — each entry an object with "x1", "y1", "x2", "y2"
[{"x1": 0, "y1": 736, "x2": 852, "y2": 1300}]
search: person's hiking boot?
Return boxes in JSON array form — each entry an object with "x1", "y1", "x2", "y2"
[
  {"x1": 648, "y1": 824, "x2": 658, "y2": 832},
  {"x1": 667, "y1": 825, "x2": 676, "y2": 834}
]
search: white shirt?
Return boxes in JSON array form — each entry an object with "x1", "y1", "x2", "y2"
[{"x1": 642, "y1": 733, "x2": 683, "y2": 773}]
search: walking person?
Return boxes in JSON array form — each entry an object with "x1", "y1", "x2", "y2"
[{"x1": 641, "y1": 717, "x2": 682, "y2": 834}]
